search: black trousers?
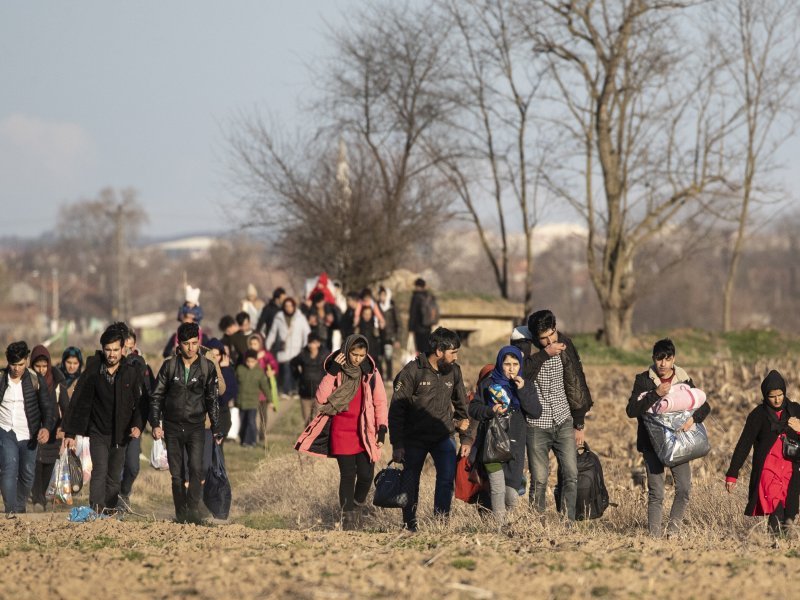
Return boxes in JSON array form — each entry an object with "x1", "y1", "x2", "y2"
[
  {"x1": 335, "y1": 452, "x2": 374, "y2": 511},
  {"x1": 31, "y1": 461, "x2": 56, "y2": 506},
  {"x1": 89, "y1": 433, "x2": 127, "y2": 511},
  {"x1": 120, "y1": 435, "x2": 141, "y2": 497},
  {"x1": 164, "y1": 424, "x2": 205, "y2": 521}
]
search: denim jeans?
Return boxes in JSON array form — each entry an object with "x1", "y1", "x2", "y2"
[
  {"x1": 278, "y1": 362, "x2": 295, "y2": 395},
  {"x1": 401, "y1": 436, "x2": 457, "y2": 531},
  {"x1": 526, "y1": 417, "x2": 578, "y2": 520},
  {"x1": 164, "y1": 423, "x2": 205, "y2": 521},
  {"x1": 0, "y1": 428, "x2": 38, "y2": 513},
  {"x1": 120, "y1": 434, "x2": 141, "y2": 497},
  {"x1": 643, "y1": 449, "x2": 692, "y2": 536},
  {"x1": 88, "y1": 432, "x2": 127, "y2": 511}
]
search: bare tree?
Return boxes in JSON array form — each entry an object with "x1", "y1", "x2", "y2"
[
  {"x1": 525, "y1": 0, "x2": 732, "y2": 347},
  {"x1": 714, "y1": 0, "x2": 800, "y2": 331},
  {"x1": 434, "y1": 0, "x2": 547, "y2": 313}
]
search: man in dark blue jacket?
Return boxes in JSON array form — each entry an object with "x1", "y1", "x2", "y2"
[{"x1": 0, "y1": 341, "x2": 54, "y2": 516}]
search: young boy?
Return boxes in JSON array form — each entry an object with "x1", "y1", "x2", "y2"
[
  {"x1": 290, "y1": 333, "x2": 326, "y2": 425},
  {"x1": 236, "y1": 349, "x2": 276, "y2": 447},
  {"x1": 626, "y1": 338, "x2": 712, "y2": 537}
]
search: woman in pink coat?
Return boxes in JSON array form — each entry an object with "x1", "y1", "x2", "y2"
[{"x1": 295, "y1": 334, "x2": 388, "y2": 528}]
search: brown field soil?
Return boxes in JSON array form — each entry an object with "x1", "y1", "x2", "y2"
[{"x1": 3, "y1": 360, "x2": 800, "y2": 599}]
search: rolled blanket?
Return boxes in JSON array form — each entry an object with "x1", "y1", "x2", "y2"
[{"x1": 644, "y1": 382, "x2": 707, "y2": 414}]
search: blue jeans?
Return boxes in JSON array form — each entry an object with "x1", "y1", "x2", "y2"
[
  {"x1": 526, "y1": 417, "x2": 578, "y2": 520},
  {"x1": 401, "y1": 436, "x2": 457, "y2": 531},
  {"x1": 0, "y1": 428, "x2": 38, "y2": 513},
  {"x1": 279, "y1": 362, "x2": 295, "y2": 395}
]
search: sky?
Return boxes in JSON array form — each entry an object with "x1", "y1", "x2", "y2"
[{"x1": 0, "y1": 1, "x2": 353, "y2": 238}]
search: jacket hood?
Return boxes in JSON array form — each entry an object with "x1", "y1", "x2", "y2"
[
  {"x1": 30, "y1": 344, "x2": 54, "y2": 392},
  {"x1": 761, "y1": 370, "x2": 787, "y2": 405}
]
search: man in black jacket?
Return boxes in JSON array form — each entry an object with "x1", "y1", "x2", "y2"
[
  {"x1": 150, "y1": 322, "x2": 221, "y2": 523},
  {"x1": 627, "y1": 338, "x2": 711, "y2": 536},
  {"x1": 512, "y1": 310, "x2": 593, "y2": 521},
  {"x1": 407, "y1": 278, "x2": 437, "y2": 354},
  {"x1": 64, "y1": 323, "x2": 144, "y2": 513},
  {"x1": 389, "y1": 327, "x2": 471, "y2": 531},
  {"x1": 256, "y1": 287, "x2": 286, "y2": 341},
  {"x1": 0, "y1": 341, "x2": 53, "y2": 516}
]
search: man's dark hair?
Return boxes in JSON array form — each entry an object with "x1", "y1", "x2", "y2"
[
  {"x1": 272, "y1": 287, "x2": 286, "y2": 301},
  {"x1": 346, "y1": 291, "x2": 360, "y2": 301},
  {"x1": 178, "y1": 322, "x2": 200, "y2": 343},
  {"x1": 235, "y1": 311, "x2": 250, "y2": 326},
  {"x1": 218, "y1": 315, "x2": 236, "y2": 331},
  {"x1": 528, "y1": 310, "x2": 557, "y2": 336},
  {"x1": 414, "y1": 278, "x2": 426, "y2": 288},
  {"x1": 100, "y1": 322, "x2": 128, "y2": 348},
  {"x1": 310, "y1": 290, "x2": 325, "y2": 304},
  {"x1": 244, "y1": 349, "x2": 259, "y2": 361},
  {"x1": 126, "y1": 327, "x2": 137, "y2": 344},
  {"x1": 428, "y1": 327, "x2": 460, "y2": 354},
  {"x1": 5, "y1": 341, "x2": 30, "y2": 364},
  {"x1": 307, "y1": 332, "x2": 321, "y2": 344},
  {"x1": 359, "y1": 287, "x2": 373, "y2": 300},
  {"x1": 652, "y1": 338, "x2": 676, "y2": 361}
]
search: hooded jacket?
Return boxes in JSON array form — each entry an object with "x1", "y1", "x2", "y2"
[
  {"x1": 63, "y1": 351, "x2": 144, "y2": 444},
  {"x1": 726, "y1": 370, "x2": 800, "y2": 517},
  {"x1": 388, "y1": 354, "x2": 470, "y2": 449},
  {"x1": 295, "y1": 342, "x2": 388, "y2": 463},
  {"x1": 627, "y1": 365, "x2": 711, "y2": 454},
  {"x1": 0, "y1": 367, "x2": 54, "y2": 440},
  {"x1": 511, "y1": 328, "x2": 593, "y2": 426}
]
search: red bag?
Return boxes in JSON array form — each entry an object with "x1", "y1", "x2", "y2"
[{"x1": 455, "y1": 455, "x2": 483, "y2": 503}]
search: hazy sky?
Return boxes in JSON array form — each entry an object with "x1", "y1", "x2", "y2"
[{"x1": 0, "y1": 1, "x2": 353, "y2": 238}]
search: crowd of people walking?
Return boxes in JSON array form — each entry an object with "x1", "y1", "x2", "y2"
[{"x1": 1, "y1": 276, "x2": 796, "y2": 538}]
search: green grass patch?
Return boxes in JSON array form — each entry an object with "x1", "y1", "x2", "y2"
[
  {"x1": 571, "y1": 334, "x2": 646, "y2": 366},
  {"x1": 121, "y1": 549, "x2": 146, "y2": 561},
  {"x1": 233, "y1": 513, "x2": 290, "y2": 530},
  {"x1": 450, "y1": 558, "x2": 477, "y2": 570}
]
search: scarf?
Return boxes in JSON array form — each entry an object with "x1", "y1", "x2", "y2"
[
  {"x1": 762, "y1": 370, "x2": 789, "y2": 435},
  {"x1": 318, "y1": 334, "x2": 368, "y2": 416},
  {"x1": 30, "y1": 345, "x2": 54, "y2": 394},
  {"x1": 60, "y1": 346, "x2": 83, "y2": 388},
  {"x1": 488, "y1": 345, "x2": 524, "y2": 410}
]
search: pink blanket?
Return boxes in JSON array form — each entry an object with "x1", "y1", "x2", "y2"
[{"x1": 644, "y1": 383, "x2": 707, "y2": 414}]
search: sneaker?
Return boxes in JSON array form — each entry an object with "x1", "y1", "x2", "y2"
[{"x1": 5, "y1": 512, "x2": 17, "y2": 520}]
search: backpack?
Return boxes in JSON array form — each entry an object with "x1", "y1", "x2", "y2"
[
  {"x1": 554, "y1": 442, "x2": 610, "y2": 520},
  {"x1": 419, "y1": 292, "x2": 440, "y2": 328}
]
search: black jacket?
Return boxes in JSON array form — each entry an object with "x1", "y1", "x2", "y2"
[
  {"x1": 37, "y1": 369, "x2": 70, "y2": 464},
  {"x1": 626, "y1": 366, "x2": 711, "y2": 453},
  {"x1": 380, "y1": 301, "x2": 399, "y2": 344},
  {"x1": 149, "y1": 355, "x2": 220, "y2": 434},
  {"x1": 126, "y1": 353, "x2": 153, "y2": 433},
  {"x1": 64, "y1": 352, "x2": 144, "y2": 444},
  {"x1": 290, "y1": 348, "x2": 326, "y2": 398},
  {"x1": 726, "y1": 400, "x2": 800, "y2": 517},
  {"x1": 0, "y1": 368, "x2": 55, "y2": 439},
  {"x1": 468, "y1": 376, "x2": 542, "y2": 423},
  {"x1": 388, "y1": 355, "x2": 469, "y2": 449},
  {"x1": 256, "y1": 300, "x2": 281, "y2": 339},
  {"x1": 407, "y1": 290, "x2": 432, "y2": 333},
  {"x1": 516, "y1": 334, "x2": 593, "y2": 427}
]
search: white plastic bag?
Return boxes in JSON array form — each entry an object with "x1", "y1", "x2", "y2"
[
  {"x1": 228, "y1": 407, "x2": 241, "y2": 440},
  {"x1": 75, "y1": 435, "x2": 92, "y2": 484},
  {"x1": 46, "y1": 451, "x2": 74, "y2": 505},
  {"x1": 150, "y1": 438, "x2": 170, "y2": 470}
]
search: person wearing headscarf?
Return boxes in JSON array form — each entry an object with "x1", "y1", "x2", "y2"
[
  {"x1": 30, "y1": 345, "x2": 69, "y2": 510},
  {"x1": 59, "y1": 346, "x2": 84, "y2": 398},
  {"x1": 265, "y1": 297, "x2": 310, "y2": 397},
  {"x1": 295, "y1": 334, "x2": 388, "y2": 529},
  {"x1": 377, "y1": 286, "x2": 398, "y2": 381},
  {"x1": 469, "y1": 345, "x2": 541, "y2": 525},
  {"x1": 726, "y1": 370, "x2": 800, "y2": 533}
]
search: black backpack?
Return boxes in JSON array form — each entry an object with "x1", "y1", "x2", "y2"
[
  {"x1": 554, "y1": 442, "x2": 610, "y2": 520},
  {"x1": 419, "y1": 292, "x2": 440, "y2": 328}
]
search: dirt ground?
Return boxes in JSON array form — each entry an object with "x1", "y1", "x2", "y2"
[{"x1": 2, "y1": 361, "x2": 799, "y2": 599}]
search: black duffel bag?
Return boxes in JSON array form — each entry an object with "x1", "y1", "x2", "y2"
[
  {"x1": 203, "y1": 444, "x2": 232, "y2": 519},
  {"x1": 373, "y1": 460, "x2": 412, "y2": 508}
]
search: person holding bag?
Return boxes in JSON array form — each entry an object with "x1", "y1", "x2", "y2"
[
  {"x1": 726, "y1": 370, "x2": 800, "y2": 534},
  {"x1": 295, "y1": 334, "x2": 388, "y2": 529},
  {"x1": 627, "y1": 338, "x2": 711, "y2": 537},
  {"x1": 469, "y1": 346, "x2": 541, "y2": 526}
]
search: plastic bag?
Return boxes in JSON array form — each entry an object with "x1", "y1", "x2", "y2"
[
  {"x1": 643, "y1": 409, "x2": 711, "y2": 467},
  {"x1": 46, "y1": 451, "x2": 73, "y2": 505},
  {"x1": 228, "y1": 407, "x2": 241, "y2": 440},
  {"x1": 203, "y1": 443, "x2": 232, "y2": 519},
  {"x1": 67, "y1": 449, "x2": 84, "y2": 493},
  {"x1": 372, "y1": 461, "x2": 412, "y2": 508},
  {"x1": 150, "y1": 438, "x2": 170, "y2": 470},
  {"x1": 75, "y1": 435, "x2": 92, "y2": 484},
  {"x1": 481, "y1": 414, "x2": 513, "y2": 464}
]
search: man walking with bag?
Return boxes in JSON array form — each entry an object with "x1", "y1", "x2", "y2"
[{"x1": 150, "y1": 322, "x2": 222, "y2": 523}]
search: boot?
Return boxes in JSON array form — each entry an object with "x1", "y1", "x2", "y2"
[{"x1": 341, "y1": 510, "x2": 360, "y2": 531}]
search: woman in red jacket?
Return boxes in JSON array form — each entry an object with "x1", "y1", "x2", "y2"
[{"x1": 295, "y1": 334, "x2": 388, "y2": 528}]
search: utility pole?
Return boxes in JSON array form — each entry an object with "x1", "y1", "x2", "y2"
[
  {"x1": 51, "y1": 267, "x2": 59, "y2": 334},
  {"x1": 111, "y1": 202, "x2": 126, "y2": 321}
]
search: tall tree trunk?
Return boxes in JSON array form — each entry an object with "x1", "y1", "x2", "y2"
[{"x1": 602, "y1": 302, "x2": 634, "y2": 349}]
